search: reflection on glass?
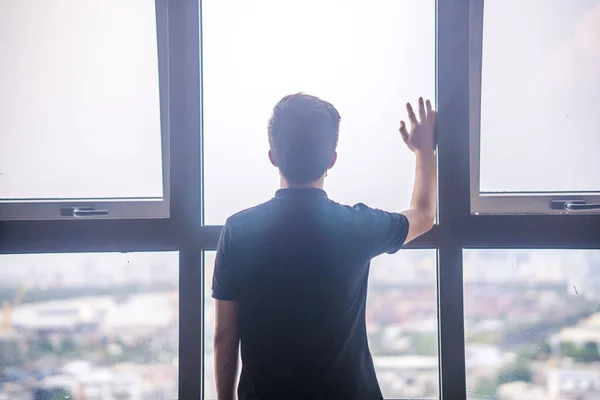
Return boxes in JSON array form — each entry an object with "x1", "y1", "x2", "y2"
[
  {"x1": 202, "y1": 0, "x2": 435, "y2": 224},
  {"x1": 464, "y1": 249, "x2": 600, "y2": 400},
  {"x1": 204, "y1": 250, "x2": 438, "y2": 399},
  {"x1": 0, "y1": 252, "x2": 179, "y2": 400},
  {"x1": 0, "y1": 0, "x2": 163, "y2": 201},
  {"x1": 479, "y1": 0, "x2": 600, "y2": 193}
]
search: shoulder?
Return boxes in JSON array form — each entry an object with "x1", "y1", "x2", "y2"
[
  {"x1": 227, "y1": 199, "x2": 277, "y2": 220},
  {"x1": 223, "y1": 199, "x2": 279, "y2": 233},
  {"x1": 326, "y1": 200, "x2": 388, "y2": 220},
  {"x1": 328, "y1": 200, "x2": 408, "y2": 231}
]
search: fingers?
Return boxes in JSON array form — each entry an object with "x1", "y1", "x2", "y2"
[
  {"x1": 425, "y1": 99, "x2": 433, "y2": 124},
  {"x1": 418, "y1": 97, "x2": 427, "y2": 123},
  {"x1": 399, "y1": 120, "x2": 409, "y2": 143},
  {"x1": 406, "y1": 103, "x2": 418, "y2": 130}
]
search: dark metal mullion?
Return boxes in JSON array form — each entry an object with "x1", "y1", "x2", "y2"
[
  {"x1": 0, "y1": 219, "x2": 176, "y2": 254},
  {"x1": 459, "y1": 215, "x2": 600, "y2": 249},
  {"x1": 198, "y1": 0, "x2": 207, "y2": 396},
  {"x1": 436, "y1": 0, "x2": 471, "y2": 398},
  {"x1": 436, "y1": 243, "x2": 466, "y2": 399},
  {"x1": 179, "y1": 244, "x2": 204, "y2": 400},
  {"x1": 191, "y1": 219, "x2": 600, "y2": 252},
  {"x1": 167, "y1": 0, "x2": 203, "y2": 398},
  {"x1": 4, "y1": 214, "x2": 596, "y2": 257},
  {"x1": 198, "y1": 217, "x2": 600, "y2": 253}
]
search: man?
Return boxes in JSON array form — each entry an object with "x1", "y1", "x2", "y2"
[{"x1": 212, "y1": 93, "x2": 437, "y2": 400}]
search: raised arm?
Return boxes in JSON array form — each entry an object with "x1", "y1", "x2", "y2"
[{"x1": 399, "y1": 97, "x2": 437, "y2": 244}]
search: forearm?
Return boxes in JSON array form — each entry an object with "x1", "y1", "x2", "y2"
[
  {"x1": 214, "y1": 335, "x2": 239, "y2": 400},
  {"x1": 399, "y1": 97, "x2": 437, "y2": 243},
  {"x1": 410, "y1": 150, "x2": 437, "y2": 219}
]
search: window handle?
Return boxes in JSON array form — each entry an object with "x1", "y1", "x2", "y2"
[
  {"x1": 565, "y1": 202, "x2": 600, "y2": 211},
  {"x1": 550, "y1": 200, "x2": 600, "y2": 211},
  {"x1": 60, "y1": 206, "x2": 110, "y2": 217}
]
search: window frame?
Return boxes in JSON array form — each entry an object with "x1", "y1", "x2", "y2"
[
  {"x1": 0, "y1": 1, "x2": 598, "y2": 400},
  {"x1": 468, "y1": 0, "x2": 600, "y2": 216},
  {"x1": 0, "y1": 0, "x2": 171, "y2": 221}
]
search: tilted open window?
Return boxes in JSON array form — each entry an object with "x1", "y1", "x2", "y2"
[
  {"x1": 0, "y1": 0, "x2": 170, "y2": 220},
  {"x1": 469, "y1": 0, "x2": 600, "y2": 215}
]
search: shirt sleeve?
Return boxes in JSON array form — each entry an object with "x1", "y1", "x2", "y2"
[
  {"x1": 353, "y1": 203, "x2": 410, "y2": 258},
  {"x1": 211, "y1": 221, "x2": 238, "y2": 301}
]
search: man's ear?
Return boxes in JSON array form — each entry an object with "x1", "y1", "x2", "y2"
[
  {"x1": 268, "y1": 149, "x2": 278, "y2": 167},
  {"x1": 328, "y1": 151, "x2": 338, "y2": 169}
]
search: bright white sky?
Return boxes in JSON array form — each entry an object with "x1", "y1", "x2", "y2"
[
  {"x1": 202, "y1": 0, "x2": 434, "y2": 224},
  {"x1": 0, "y1": 0, "x2": 598, "y2": 214}
]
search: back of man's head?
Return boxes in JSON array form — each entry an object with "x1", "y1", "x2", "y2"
[{"x1": 268, "y1": 93, "x2": 341, "y2": 185}]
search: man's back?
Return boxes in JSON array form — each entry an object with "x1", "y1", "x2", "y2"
[
  {"x1": 211, "y1": 94, "x2": 436, "y2": 400},
  {"x1": 212, "y1": 188, "x2": 409, "y2": 400}
]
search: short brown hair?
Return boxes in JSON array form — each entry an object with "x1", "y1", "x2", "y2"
[{"x1": 268, "y1": 93, "x2": 341, "y2": 184}]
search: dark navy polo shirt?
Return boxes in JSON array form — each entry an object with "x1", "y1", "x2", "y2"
[{"x1": 212, "y1": 188, "x2": 409, "y2": 400}]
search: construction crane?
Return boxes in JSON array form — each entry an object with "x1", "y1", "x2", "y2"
[
  {"x1": 0, "y1": 281, "x2": 29, "y2": 368},
  {"x1": 0, "y1": 281, "x2": 29, "y2": 334}
]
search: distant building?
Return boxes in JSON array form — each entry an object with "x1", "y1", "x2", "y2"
[
  {"x1": 373, "y1": 356, "x2": 438, "y2": 398},
  {"x1": 497, "y1": 381, "x2": 546, "y2": 400},
  {"x1": 547, "y1": 367, "x2": 600, "y2": 400},
  {"x1": 36, "y1": 361, "x2": 144, "y2": 400},
  {"x1": 10, "y1": 298, "x2": 108, "y2": 337},
  {"x1": 466, "y1": 344, "x2": 516, "y2": 376},
  {"x1": 558, "y1": 312, "x2": 600, "y2": 347},
  {"x1": 9, "y1": 293, "x2": 176, "y2": 342}
]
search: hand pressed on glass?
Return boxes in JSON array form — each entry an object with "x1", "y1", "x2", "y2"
[{"x1": 400, "y1": 97, "x2": 437, "y2": 154}]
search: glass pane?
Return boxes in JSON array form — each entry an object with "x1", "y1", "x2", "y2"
[
  {"x1": 204, "y1": 250, "x2": 439, "y2": 399},
  {"x1": 479, "y1": 0, "x2": 600, "y2": 193},
  {"x1": 202, "y1": 0, "x2": 435, "y2": 224},
  {"x1": 0, "y1": 252, "x2": 178, "y2": 399},
  {"x1": 0, "y1": 0, "x2": 163, "y2": 201},
  {"x1": 464, "y1": 249, "x2": 600, "y2": 400}
]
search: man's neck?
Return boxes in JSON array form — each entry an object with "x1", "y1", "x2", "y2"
[{"x1": 280, "y1": 175, "x2": 325, "y2": 190}]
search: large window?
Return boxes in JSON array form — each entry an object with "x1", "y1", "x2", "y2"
[
  {"x1": 204, "y1": 250, "x2": 439, "y2": 399},
  {"x1": 464, "y1": 249, "x2": 600, "y2": 400},
  {"x1": 470, "y1": 0, "x2": 600, "y2": 214},
  {"x1": 0, "y1": 252, "x2": 179, "y2": 400},
  {"x1": 202, "y1": 0, "x2": 435, "y2": 224},
  {"x1": 0, "y1": 0, "x2": 169, "y2": 220},
  {"x1": 1, "y1": 1, "x2": 598, "y2": 399}
]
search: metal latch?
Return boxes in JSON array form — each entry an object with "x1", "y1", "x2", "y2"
[
  {"x1": 60, "y1": 206, "x2": 110, "y2": 217},
  {"x1": 550, "y1": 200, "x2": 600, "y2": 212}
]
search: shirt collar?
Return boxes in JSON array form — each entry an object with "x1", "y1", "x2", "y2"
[{"x1": 275, "y1": 188, "x2": 328, "y2": 199}]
